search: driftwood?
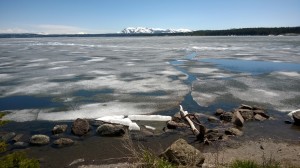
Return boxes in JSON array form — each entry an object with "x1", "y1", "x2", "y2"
[{"x1": 179, "y1": 105, "x2": 206, "y2": 142}]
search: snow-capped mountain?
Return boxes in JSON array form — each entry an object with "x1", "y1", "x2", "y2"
[{"x1": 121, "y1": 27, "x2": 192, "y2": 34}]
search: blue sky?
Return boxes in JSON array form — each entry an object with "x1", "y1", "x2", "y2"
[{"x1": 0, "y1": 0, "x2": 299, "y2": 34}]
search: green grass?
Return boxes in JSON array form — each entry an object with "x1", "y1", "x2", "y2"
[
  {"x1": 141, "y1": 150, "x2": 174, "y2": 168},
  {"x1": 229, "y1": 159, "x2": 282, "y2": 168},
  {"x1": 0, "y1": 151, "x2": 40, "y2": 168},
  {"x1": 230, "y1": 160, "x2": 259, "y2": 168},
  {"x1": 0, "y1": 112, "x2": 10, "y2": 126},
  {"x1": 0, "y1": 141, "x2": 8, "y2": 153}
]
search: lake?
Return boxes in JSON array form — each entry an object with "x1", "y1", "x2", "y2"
[{"x1": 1, "y1": 36, "x2": 300, "y2": 121}]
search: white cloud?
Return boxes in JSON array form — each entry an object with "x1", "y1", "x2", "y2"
[
  {"x1": 0, "y1": 24, "x2": 117, "y2": 34},
  {"x1": 34, "y1": 24, "x2": 88, "y2": 34},
  {"x1": 0, "y1": 28, "x2": 30, "y2": 33}
]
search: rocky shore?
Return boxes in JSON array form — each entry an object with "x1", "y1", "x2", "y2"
[{"x1": 1, "y1": 104, "x2": 300, "y2": 167}]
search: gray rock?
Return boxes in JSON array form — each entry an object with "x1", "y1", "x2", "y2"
[
  {"x1": 96, "y1": 124, "x2": 125, "y2": 137},
  {"x1": 207, "y1": 116, "x2": 219, "y2": 122},
  {"x1": 253, "y1": 110, "x2": 269, "y2": 119},
  {"x1": 72, "y1": 118, "x2": 90, "y2": 136},
  {"x1": 53, "y1": 138, "x2": 74, "y2": 147},
  {"x1": 239, "y1": 104, "x2": 253, "y2": 110},
  {"x1": 205, "y1": 132, "x2": 223, "y2": 141},
  {"x1": 90, "y1": 120, "x2": 104, "y2": 127},
  {"x1": 12, "y1": 134, "x2": 23, "y2": 142},
  {"x1": 225, "y1": 128, "x2": 243, "y2": 136},
  {"x1": 13, "y1": 141, "x2": 29, "y2": 148},
  {"x1": 233, "y1": 110, "x2": 244, "y2": 127},
  {"x1": 161, "y1": 138, "x2": 205, "y2": 166},
  {"x1": 292, "y1": 111, "x2": 300, "y2": 125},
  {"x1": 252, "y1": 105, "x2": 264, "y2": 111},
  {"x1": 215, "y1": 108, "x2": 225, "y2": 116},
  {"x1": 220, "y1": 112, "x2": 233, "y2": 122},
  {"x1": 30, "y1": 134, "x2": 50, "y2": 145},
  {"x1": 238, "y1": 109, "x2": 254, "y2": 120},
  {"x1": 172, "y1": 112, "x2": 182, "y2": 122},
  {"x1": 52, "y1": 124, "x2": 68, "y2": 134},
  {"x1": 1, "y1": 132, "x2": 16, "y2": 142},
  {"x1": 254, "y1": 114, "x2": 266, "y2": 121},
  {"x1": 167, "y1": 120, "x2": 188, "y2": 129}
]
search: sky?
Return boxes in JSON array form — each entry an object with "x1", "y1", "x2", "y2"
[{"x1": 0, "y1": 0, "x2": 299, "y2": 34}]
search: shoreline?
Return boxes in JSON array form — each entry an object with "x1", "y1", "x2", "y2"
[{"x1": 1, "y1": 105, "x2": 300, "y2": 167}]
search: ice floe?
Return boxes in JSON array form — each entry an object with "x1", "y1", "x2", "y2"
[
  {"x1": 48, "y1": 66, "x2": 68, "y2": 70},
  {"x1": 128, "y1": 115, "x2": 171, "y2": 121},
  {"x1": 288, "y1": 109, "x2": 300, "y2": 118},
  {"x1": 274, "y1": 71, "x2": 300, "y2": 77}
]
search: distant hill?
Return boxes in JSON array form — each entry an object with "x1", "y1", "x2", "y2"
[{"x1": 0, "y1": 27, "x2": 299, "y2": 38}]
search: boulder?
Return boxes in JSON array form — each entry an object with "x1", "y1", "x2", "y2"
[
  {"x1": 292, "y1": 111, "x2": 300, "y2": 126},
  {"x1": 52, "y1": 124, "x2": 68, "y2": 134},
  {"x1": 96, "y1": 124, "x2": 125, "y2": 137},
  {"x1": 253, "y1": 110, "x2": 269, "y2": 119},
  {"x1": 53, "y1": 138, "x2": 74, "y2": 147},
  {"x1": 0, "y1": 132, "x2": 16, "y2": 142},
  {"x1": 12, "y1": 134, "x2": 24, "y2": 142},
  {"x1": 254, "y1": 114, "x2": 266, "y2": 121},
  {"x1": 238, "y1": 109, "x2": 254, "y2": 120},
  {"x1": 225, "y1": 128, "x2": 243, "y2": 136},
  {"x1": 161, "y1": 138, "x2": 205, "y2": 166},
  {"x1": 30, "y1": 134, "x2": 50, "y2": 145},
  {"x1": 233, "y1": 111, "x2": 244, "y2": 127},
  {"x1": 13, "y1": 142, "x2": 29, "y2": 148},
  {"x1": 167, "y1": 120, "x2": 188, "y2": 129},
  {"x1": 71, "y1": 118, "x2": 90, "y2": 136},
  {"x1": 215, "y1": 108, "x2": 225, "y2": 116},
  {"x1": 220, "y1": 112, "x2": 233, "y2": 122}
]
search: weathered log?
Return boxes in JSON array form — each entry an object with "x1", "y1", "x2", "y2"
[{"x1": 179, "y1": 105, "x2": 200, "y2": 136}]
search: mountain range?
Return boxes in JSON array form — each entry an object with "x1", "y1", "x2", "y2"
[{"x1": 121, "y1": 27, "x2": 192, "y2": 34}]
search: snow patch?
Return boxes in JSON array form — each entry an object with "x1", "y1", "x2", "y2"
[{"x1": 121, "y1": 27, "x2": 192, "y2": 34}]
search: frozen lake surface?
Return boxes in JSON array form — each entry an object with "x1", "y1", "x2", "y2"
[{"x1": 0, "y1": 36, "x2": 300, "y2": 121}]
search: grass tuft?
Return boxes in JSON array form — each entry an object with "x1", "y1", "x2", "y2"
[
  {"x1": 141, "y1": 149, "x2": 174, "y2": 168},
  {"x1": 0, "y1": 151, "x2": 40, "y2": 168},
  {"x1": 0, "y1": 141, "x2": 8, "y2": 153},
  {"x1": 122, "y1": 134, "x2": 174, "y2": 168},
  {"x1": 230, "y1": 160, "x2": 259, "y2": 168},
  {"x1": 0, "y1": 112, "x2": 10, "y2": 126}
]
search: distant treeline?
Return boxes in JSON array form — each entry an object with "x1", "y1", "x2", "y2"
[
  {"x1": 0, "y1": 27, "x2": 299, "y2": 38},
  {"x1": 188, "y1": 27, "x2": 300, "y2": 36}
]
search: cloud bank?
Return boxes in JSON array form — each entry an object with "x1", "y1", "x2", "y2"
[{"x1": 0, "y1": 24, "x2": 89, "y2": 34}]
